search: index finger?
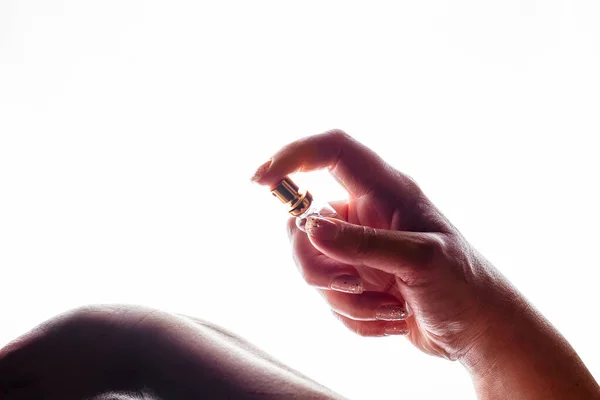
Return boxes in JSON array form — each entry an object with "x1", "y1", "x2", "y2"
[{"x1": 252, "y1": 129, "x2": 391, "y2": 197}]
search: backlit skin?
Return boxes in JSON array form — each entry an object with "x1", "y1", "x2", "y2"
[
  {"x1": 1, "y1": 130, "x2": 599, "y2": 399},
  {"x1": 0, "y1": 306, "x2": 346, "y2": 399}
]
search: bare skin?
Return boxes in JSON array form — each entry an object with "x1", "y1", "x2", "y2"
[
  {"x1": 0, "y1": 305, "x2": 345, "y2": 399},
  {"x1": 1, "y1": 130, "x2": 599, "y2": 399},
  {"x1": 254, "y1": 130, "x2": 600, "y2": 399}
]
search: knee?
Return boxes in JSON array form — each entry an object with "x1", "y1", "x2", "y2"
[{"x1": 0, "y1": 304, "x2": 161, "y2": 359}]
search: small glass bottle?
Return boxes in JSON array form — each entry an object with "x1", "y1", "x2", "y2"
[
  {"x1": 270, "y1": 177, "x2": 338, "y2": 231},
  {"x1": 270, "y1": 177, "x2": 402, "y2": 295}
]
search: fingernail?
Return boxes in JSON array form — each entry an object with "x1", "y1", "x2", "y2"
[
  {"x1": 376, "y1": 305, "x2": 408, "y2": 321},
  {"x1": 251, "y1": 159, "x2": 272, "y2": 182},
  {"x1": 305, "y1": 217, "x2": 338, "y2": 240},
  {"x1": 384, "y1": 324, "x2": 409, "y2": 336},
  {"x1": 329, "y1": 275, "x2": 363, "y2": 294}
]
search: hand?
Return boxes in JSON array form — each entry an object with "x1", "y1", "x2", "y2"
[{"x1": 252, "y1": 129, "x2": 521, "y2": 360}]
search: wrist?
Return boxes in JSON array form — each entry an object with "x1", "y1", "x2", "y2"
[
  {"x1": 459, "y1": 293, "x2": 600, "y2": 399},
  {"x1": 458, "y1": 295, "x2": 528, "y2": 379}
]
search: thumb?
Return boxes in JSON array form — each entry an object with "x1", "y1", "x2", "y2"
[{"x1": 305, "y1": 216, "x2": 444, "y2": 278}]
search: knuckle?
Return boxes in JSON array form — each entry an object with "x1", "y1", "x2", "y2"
[
  {"x1": 403, "y1": 173, "x2": 422, "y2": 192},
  {"x1": 416, "y1": 234, "x2": 450, "y2": 268},
  {"x1": 327, "y1": 129, "x2": 351, "y2": 142},
  {"x1": 400, "y1": 271, "x2": 428, "y2": 287},
  {"x1": 429, "y1": 234, "x2": 449, "y2": 257},
  {"x1": 399, "y1": 176, "x2": 426, "y2": 206},
  {"x1": 393, "y1": 234, "x2": 452, "y2": 287}
]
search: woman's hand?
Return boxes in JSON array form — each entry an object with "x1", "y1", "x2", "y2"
[
  {"x1": 252, "y1": 130, "x2": 600, "y2": 400},
  {"x1": 252, "y1": 129, "x2": 503, "y2": 360}
]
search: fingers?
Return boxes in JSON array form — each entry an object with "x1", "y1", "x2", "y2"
[
  {"x1": 305, "y1": 217, "x2": 446, "y2": 283},
  {"x1": 288, "y1": 199, "x2": 367, "y2": 293},
  {"x1": 286, "y1": 199, "x2": 348, "y2": 240},
  {"x1": 332, "y1": 311, "x2": 409, "y2": 337},
  {"x1": 290, "y1": 217, "x2": 364, "y2": 294},
  {"x1": 252, "y1": 129, "x2": 401, "y2": 197},
  {"x1": 320, "y1": 290, "x2": 409, "y2": 321}
]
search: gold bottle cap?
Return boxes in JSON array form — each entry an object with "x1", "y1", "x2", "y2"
[{"x1": 271, "y1": 177, "x2": 313, "y2": 217}]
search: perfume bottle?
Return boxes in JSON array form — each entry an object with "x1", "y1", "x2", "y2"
[
  {"x1": 271, "y1": 177, "x2": 402, "y2": 295},
  {"x1": 270, "y1": 177, "x2": 338, "y2": 231}
]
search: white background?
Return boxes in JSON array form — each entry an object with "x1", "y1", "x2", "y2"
[{"x1": 1, "y1": 1, "x2": 599, "y2": 398}]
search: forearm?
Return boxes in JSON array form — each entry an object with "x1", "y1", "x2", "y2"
[{"x1": 461, "y1": 299, "x2": 600, "y2": 399}]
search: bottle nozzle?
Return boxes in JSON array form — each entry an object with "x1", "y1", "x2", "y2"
[{"x1": 270, "y1": 177, "x2": 313, "y2": 217}]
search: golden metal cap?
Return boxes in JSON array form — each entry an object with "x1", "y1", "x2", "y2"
[{"x1": 271, "y1": 177, "x2": 313, "y2": 217}]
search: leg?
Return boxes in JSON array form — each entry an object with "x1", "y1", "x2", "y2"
[{"x1": 0, "y1": 305, "x2": 345, "y2": 400}]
